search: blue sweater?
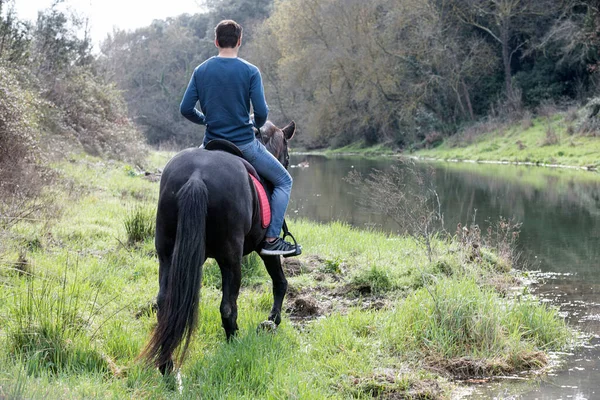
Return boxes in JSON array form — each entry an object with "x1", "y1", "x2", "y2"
[{"x1": 180, "y1": 56, "x2": 269, "y2": 146}]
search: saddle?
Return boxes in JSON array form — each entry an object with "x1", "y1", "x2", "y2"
[{"x1": 204, "y1": 139, "x2": 271, "y2": 229}]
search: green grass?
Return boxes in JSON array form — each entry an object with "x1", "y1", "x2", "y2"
[
  {"x1": 0, "y1": 151, "x2": 574, "y2": 399},
  {"x1": 415, "y1": 116, "x2": 600, "y2": 168},
  {"x1": 124, "y1": 205, "x2": 156, "y2": 244}
]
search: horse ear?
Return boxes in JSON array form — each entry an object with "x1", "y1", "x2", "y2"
[{"x1": 282, "y1": 121, "x2": 296, "y2": 140}]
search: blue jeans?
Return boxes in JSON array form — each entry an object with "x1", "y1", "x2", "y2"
[{"x1": 238, "y1": 139, "x2": 292, "y2": 238}]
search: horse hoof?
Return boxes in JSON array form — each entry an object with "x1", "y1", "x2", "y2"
[
  {"x1": 159, "y1": 359, "x2": 174, "y2": 376},
  {"x1": 257, "y1": 320, "x2": 278, "y2": 333}
]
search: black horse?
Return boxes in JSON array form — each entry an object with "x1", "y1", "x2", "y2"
[{"x1": 139, "y1": 121, "x2": 296, "y2": 374}]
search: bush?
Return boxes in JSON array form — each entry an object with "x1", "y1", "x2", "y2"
[
  {"x1": 0, "y1": 64, "x2": 53, "y2": 230},
  {"x1": 124, "y1": 205, "x2": 155, "y2": 244},
  {"x1": 46, "y1": 67, "x2": 147, "y2": 164},
  {"x1": 577, "y1": 96, "x2": 600, "y2": 136},
  {"x1": 351, "y1": 264, "x2": 394, "y2": 294}
]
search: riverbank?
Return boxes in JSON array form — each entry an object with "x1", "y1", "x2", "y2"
[
  {"x1": 0, "y1": 152, "x2": 573, "y2": 399},
  {"x1": 306, "y1": 114, "x2": 600, "y2": 172},
  {"x1": 414, "y1": 115, "x2": 600, "y2": 171}
]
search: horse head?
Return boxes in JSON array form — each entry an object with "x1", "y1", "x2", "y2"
[{"x1": 257, "y1": 121, "x2": 296, "y2": 169}]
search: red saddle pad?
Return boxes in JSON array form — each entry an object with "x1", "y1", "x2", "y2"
[{"x1": 249, "y1": 174, "x2": 271, "y2": 229}]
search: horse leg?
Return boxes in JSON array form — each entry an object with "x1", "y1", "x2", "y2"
[
  {"x1": 155, "y1": 211, "x2": 175, "y2": 375},
  {"x1": 216, "y1": 250, "x2": 242, "y2": 340},
  {"x1": 260, "y1": 254, "x2": 288, "y2": 326}
]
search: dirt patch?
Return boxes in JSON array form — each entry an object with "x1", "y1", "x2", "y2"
[
  {"x1": 302, "y1": 255, "x2": 330, "y2": 271},
  {"x1": 349, "y1": 369, "x2": 445, "y2": 399},
  {"x1": 285, "y1": 282, "x2": 391, "y2": 324},
  {"x1": 287, "y1": 296, "x2": 320, "y2": 318},
  {"x1": 282, "y1": 258, "x2": 310, "y2": 277}
]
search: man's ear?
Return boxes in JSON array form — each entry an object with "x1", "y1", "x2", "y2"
[
  {"x1": 214, "y1": 39, "x2": 219, "y2": 48},
  {"x1": 282, "y1": 121, "x2": 296, "y2": 140}
]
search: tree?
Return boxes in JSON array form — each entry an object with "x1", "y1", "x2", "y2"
[
  {"x1": 32, "y1": 2, "x2": 92, "y2": 76},
  {"x1": 255, "y1": 0, "x2": 497, "y2": 148},
  {"x1": 202, "y1": 0, "x2": 273, "y2": 42},
  {"x1": 100, "y1": 16, "x2": 213, "y2": 145},
  {"x1": 542, "y1": 1, "x2": 600, "y2": 93},
  {"x1": 450, "y1": 0, "x2": 562, "y2": 104},
  {"x1": 100, "y1": 2, "x2": 274, "y2": 146},
  {"x1": 0, "y1": 0, "x2": 31, "y2": 63}
]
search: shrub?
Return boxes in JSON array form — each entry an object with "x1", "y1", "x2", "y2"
[
  {"x1": 0, "y1": 64, "x2": 54, "y2": 230},
  {"x1": 352, "y1": 264, "x2": 394, "y2": 294},
  {"x1": 424, "y1": 131, "x2": 443, "y2": 148},
  {"x1": 46, "y1": 67, "x2": 147, "y2": 164},
  {"x1": 577, "y1": 96, "x2": 600, "y2": 136},
  {"x1": 124, "y1": 205, "x2": 155, "y2": 244}
]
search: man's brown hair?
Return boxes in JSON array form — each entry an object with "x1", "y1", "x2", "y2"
[{"x1": 215, "y1": 20, "x2": 242, "y2": 48}]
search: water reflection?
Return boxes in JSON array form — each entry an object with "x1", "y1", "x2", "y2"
[{"x1": 288, "y1": 154, "x2": 600, "y2": 399}]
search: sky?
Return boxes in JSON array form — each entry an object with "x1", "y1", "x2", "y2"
[{"x1": 13, "y1": 0, "x2": 205, "y2": 45}]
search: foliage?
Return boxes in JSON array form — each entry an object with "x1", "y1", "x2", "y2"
[
  {"x1": 31, "y1": 4, "x2": 93, "y2": 75},
  {"x1": 99, "y1": 17, "x2": 211, "y2": 146},
  {"x1": 542, "y1": 1, "x2": 600, "y2": 94},
  {"x1": 0, "y1": 63, "x2": 52, "y2": 230},
  {"x1": 415, "y1": 113, "x2": 600, "y2": 167},
  {"x1": 384, "y1": 278, "x2": 569, "y2": 375},
  {"x1": 351, "y1": 264, "x2": 394, "y2": 294},
  {"x1": 577, "y1": 96, "x2": 600, "y2": 136},
  {"x1": 124, "y1": 205, "x2": 156, "y2": 244},
  {"x1": 4, "y1": 264, "x2": 108, "y2": 376},
  {"x1": 45, "y1": 67, "x2": 146, "y2": 162},
  {"x1": 99, "y1": 0, "x2": 274, "y2": 147},
  {"x1": 0, "y1": 0, "x2": 146, "y2": 191},
  {"x1": 0, "y1": 0, "x2": 31, "y2": 63},
  {"x1": 90, "y1": 0, "x2": 600, "y2": 150}
]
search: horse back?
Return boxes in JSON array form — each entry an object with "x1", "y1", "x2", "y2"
[{"x1": 158, "y1": 148, "x2": 264, "y2": 255}]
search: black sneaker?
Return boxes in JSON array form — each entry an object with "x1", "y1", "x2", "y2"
[{"x1": 260, "y1": 238, "x2": 301, "y2": 256}]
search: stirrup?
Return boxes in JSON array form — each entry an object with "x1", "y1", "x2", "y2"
[{"x1": 281, "y1": 220, "x2": 302, "y2": 258}]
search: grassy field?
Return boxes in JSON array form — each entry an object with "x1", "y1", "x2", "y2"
[
  {"x1": 0, "y1": 152, "x2": 573, "y2": 399},
  {"x1": 414, "y1": 115, "x2": 600, "y2": 169}
]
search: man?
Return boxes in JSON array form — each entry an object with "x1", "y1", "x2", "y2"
[{"x1": 180, "y1": 19, "x2": 301, "y2": 256}]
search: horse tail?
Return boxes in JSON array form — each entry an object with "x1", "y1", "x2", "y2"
[{"x1": 140, "y1": 171, "x2": 207, "y2": 369}]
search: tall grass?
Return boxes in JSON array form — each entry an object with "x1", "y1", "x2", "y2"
[
  {"x1": 124, "y1": 205, "x2": 155, "y2": 244},
  {"x1": 383, "y1": 278, "x2": 570, "y2": 375},
  {"x1": 4, "y1": 262, "x2": 107, "y2": 376}
]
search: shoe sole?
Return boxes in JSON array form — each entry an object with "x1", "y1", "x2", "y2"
[{"x1": 260, "y1": 248, "x2": 297, "y2": 256}]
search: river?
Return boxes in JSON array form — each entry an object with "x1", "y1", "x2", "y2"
[{"x1": 288, "y1": 154, "x2": 600, "y2": 400}]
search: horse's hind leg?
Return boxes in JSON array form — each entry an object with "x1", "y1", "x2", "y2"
[
  {"x1": 216, "y1": 248, "x2": 243, "y2": 340},
  {"x1": 260, "y1": 254, "x2": 288, "y2": 326},
  {"x1": 155, "y1": 206, "x2": 176, "y2": 374}
]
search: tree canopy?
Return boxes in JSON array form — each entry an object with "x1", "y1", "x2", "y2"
[{"x1": 3, "y1": 0, "x2": 599, "y2": 150}]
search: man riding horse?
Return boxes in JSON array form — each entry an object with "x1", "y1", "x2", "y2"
[
  {"x1": 138, "y1": 19, "x2": 301, "y2": 375},
  {"x1": 179, "y1": 19, "x2": 301, "y2": 256}
]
